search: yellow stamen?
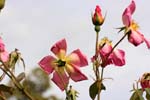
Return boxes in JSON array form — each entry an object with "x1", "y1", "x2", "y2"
[
  {"x1": 130, "y1": 20, "x2": 139, "y2": 31},
  {"x1": 99, "y1": 37, "x2": 112, "y2": 47}
]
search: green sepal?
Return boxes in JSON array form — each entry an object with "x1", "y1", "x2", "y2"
[
  {"x1": 66, "y1": 86, "x2": 79, "y2": 100},
  {"x1": 130, "y1": 89, "x2": 144, "y2": 100},
  {"x1": 145, "y1": 88, "x2": 150, "y2": 100},
  {"x1": 116, "y1": 26, "x2": 126, "y2": 33}
]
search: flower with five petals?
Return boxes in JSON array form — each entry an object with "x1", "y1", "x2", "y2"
[{"x1": 38, "y1": 38, "x2": 88, "y2": 91}]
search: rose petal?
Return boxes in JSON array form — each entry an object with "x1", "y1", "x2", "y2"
[
  {"x1": 66, "y1": 49, "x2": 88, "y2": 67},
  {"x1": 100, "y1": 44, "x2": 113, "y2": 67},
  {"x1": 99, "y1": 44, "x2": 112, "y2": 56},
  {"x1": 112, "y1": 49, "x2": 125, "y2": 66},
  {"x1": 38, "y1": 55, "x2": 56, "y2": 74},
  {"x1": 51, "y1": 38, "x2": 67, "y2": 59},
  {"x1": 0, "y1": 51, "x2": 9, "y2": 62},
  {"x1": 122, "y1": 10, "x2": 132, "y2": 27},
  {"x1": 52, "y1": 71, "x2": 69, "y2": 91},
  {"x1": 95, "y1": 5, "x2": 102, "y2": 15},
  {"x1": 122, "y1": 0, "x2": 136, "y2": 26},
  {"x1": 128, "y1": 30, "x2": 144, "y2": 46},
  {"x1": 144, "y1": 38, "x2": 150, "y2": 49},
  {"x1": 127, "y1": 0, "x2": 136, "y2": 15},
  {"x1": 0, "y1": 42, "x2": 5, "y2": 52},
  {"x1": 66, "y1": 64, "x2": 87, "y2": 82}
]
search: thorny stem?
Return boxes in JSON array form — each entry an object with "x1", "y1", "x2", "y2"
[{"x1": 0, "y1": 62, "x2": 34, "y2": 100}]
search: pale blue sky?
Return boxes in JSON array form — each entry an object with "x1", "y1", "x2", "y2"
[{"x1": 0, "y1": 0, "x2": 150, "y2": 100}]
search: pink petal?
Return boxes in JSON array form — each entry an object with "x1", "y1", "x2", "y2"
[
  {"x1": 100, "y1": 44, "x2": 113, "y2": 67},
  {"x1": 0, "y1": 42, "x2": 5, "y2": 52},
  {"x1": 95, "y1": 5, "x2": 102, "y2": 14},
  {"x1": 52, "y1": 71, "x2": 69, "y2": 91},
  {"x1": 51, "y1": 38, "x2": 67, "y2": 59},
  {"x1": 66, "y1": 64, "x2": 87, "y2": 82},
  {"x1": 99, "y1": 44, "x2": 112, "y2": 56},
  {"x1": 127, "y1": 0, "x2": 136, "y2": 15},
  {"x1": 128, "y1": 30, "x2": 144, "y2": 46},
  {"x1": 66, "y1": 49, "x2": 88, "y2": 67},
  {"x1": 0, "y1": 51, "x2": 9, "y2": 62},
  {"x1": 0, "y1": 37, "x2": 4, "y2": 44},
  {"x1": 122, "y1": 0, "x2": 136, "y2": 26},
  {"x1": 122, "y1": 11, "x2": 132, "y2": 27},
  {"x1": 38, "y1": 55, "x2": 56, "y2": 74},
  {"x1": 144, "y1": 38, "x2": 150, "y2": 49},
  {"x1": 112, "y1": 49, "x2": 125, "y2": 66}
]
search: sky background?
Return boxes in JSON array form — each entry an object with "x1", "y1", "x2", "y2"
[{"x1": 0, "y1": 0, "x2": 150, "y2": 100}]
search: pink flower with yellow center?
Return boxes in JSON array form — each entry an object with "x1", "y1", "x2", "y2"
[
  {"x1": 99, "y1": 38, "x2": 125, "y2": 67},
  {"x1": 0, "y1": 37, "x2": 9, "y2": 62},
  {"x1": 92, "y1": 5, "x2": 104, "y2": 26},
  {"x1": 140, "y1": 72, "x2": 150, "y2": 90},
  {"x1": 38, "y1": 38, "x2": 88, "y2": 91},
  {"x1": 122, "y1": 0, "x2": 150, "y2": 48}
]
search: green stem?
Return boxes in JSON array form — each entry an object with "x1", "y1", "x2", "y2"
[
  {"x1": 95, "y1": 31, "x2": 101, "y2": 100},
  {"x1": 97, "y1": 33, "x2": 128, "y2": 100},
  {"x1": 95, "y1": 32, "x2": 100, "y2": 80}
]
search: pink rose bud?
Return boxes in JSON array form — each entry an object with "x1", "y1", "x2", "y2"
[
  {"x1": 140, "y1": 72, "x2": 150, "y2": 89},
  {"x1": 92, "y1": 5, "x2": 104, "y2": 26}
]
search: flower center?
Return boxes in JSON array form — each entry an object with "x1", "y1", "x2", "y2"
[
  {"x1": 130, "y1": 20, "x2": 139, "y2": 30},
  {"x1": 99, "y1": 37, "x2": 112, "y2": 48},
  {"x1": 57, "y1": 59, "x2": 66, "y2": 67}
]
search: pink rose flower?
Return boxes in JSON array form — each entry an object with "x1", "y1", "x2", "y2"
[
  {"x1": 122, "y1": 0, "x2": 150, "y2": 48},
  {"x1": 92, "y1": 38, "x2": 125, "y2": 67},
  {"x1": 38, "y1": 38, "x2": 88, "y2": 91},
  {"x1": 99, "y1": 42, "x2": 125, "y2": 67}
]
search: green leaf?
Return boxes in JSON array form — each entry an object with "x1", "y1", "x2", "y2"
[
  {"x1": 145, "y1": 88, "x2": 150, "y2": 100},
  {"x1": 0, "y1": 84, "x2": 14, "y2": 94},
  {"x1": 101, "y1": 83, "x2": 106, "y2": 90},
  {"x1": 130, "y1": 89, "x2": 144, "y2": 100},
  {"x1": 89, "y1": 81, "x2": 98, "y2": 100},
  {"x1": 89, "y1": 81, "x2": 106, "y2": 100}
]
